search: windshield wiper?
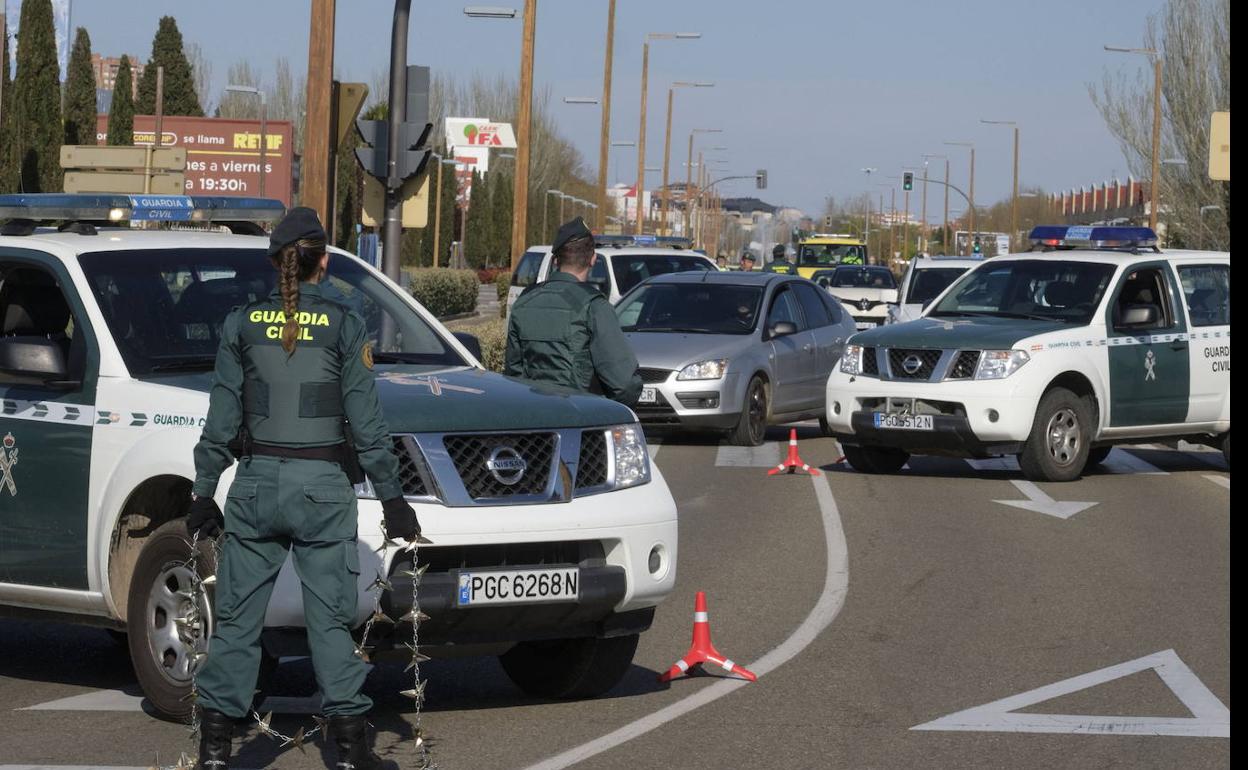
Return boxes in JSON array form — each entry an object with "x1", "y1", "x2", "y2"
[
  {"x1": 147, "y1": 356, "x2": 217, "y2": 372},
  {"x1": 636, "y1": 326, "x2": 716, "y2": 334},
  {"x1": 370, "y1": 351, "x2": 459, "y2": 365}
]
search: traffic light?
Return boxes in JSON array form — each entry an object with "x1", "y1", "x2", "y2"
[
  {"x1": 756, "y1": 169, "x2": 767, "y2": 189},
  {"x1": 972, "y1": 236, "x2": 982, "y2": 254},
  {"x1": 902, "y1": 172, "x2": 914, "y2": 191}
]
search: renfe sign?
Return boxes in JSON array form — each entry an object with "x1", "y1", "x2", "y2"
[{"x1": 94, "y1": 115, "x2": 295, "y2": 206}]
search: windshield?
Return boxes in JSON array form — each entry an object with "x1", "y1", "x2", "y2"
[
  {"x1": 828, "y1": 266, "x2": 897, "y2": 289},
  {"x1": 610, "y1": 253, "x2": 713, "y2": 295},
  {"x1": 799, "y1": 243, "x2": 865, "y2": 265},
  {"x1": 616, "y1": 283, "x2": 764, "y2": 335},
  {"x1": 78, "y1": 248, "x2": 463, "y2": 377},
  {"x1": 907, "y1": 267, "x2": 970, "y2": 305},
  {"x1": 931, "y1": 259, "x2": 1116, "y2": 324}
]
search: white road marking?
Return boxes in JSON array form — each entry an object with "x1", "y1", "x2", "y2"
[
  {"x1": 20, "y1": 689, "x2": 321, "y2": 715},
  {"x1": 1099, "y1": 448, "x2": 1168, "y2": 475},
  {"x1": 912, "y1": 649, "x2": 1229, "y2": 737},
  {"x1": 714, "y1": 442, "x2": 780, "y2": 468},
  {"x1": 966, "y1": 457, "x2": 1020, "y2": 472},
  {"x1": 993, "y1": 480, "x2": 1098, "y2": 520},
  {"x1": 1203, "y1": 475, "x2": 1230, "y2": 490},
  {"x1": 523, "y1": 473, "x2": 848, "y2": 770},
  {"x1": 647, "y1": 440, "x2": 662, "y2": 461}
]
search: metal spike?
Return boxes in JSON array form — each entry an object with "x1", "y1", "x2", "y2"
[
  {"x1": 370, "y1": 609, "x2": 395, "y2": 625},
  {"x1": 400, "y1": 681, "x2": 426, "y2": 700},
  {"x1": 353, "y1": 643, "x2": 373, "y2": 662},
  {"x1": 369, "y1": 572, "x2": 393, "y2": 592},
  {"x1": 180, "y1": 687, "x2": 198, "y2": 703},
  {"x1": 400, "y1": 608, "x2": 431, "y2": 624},
  {"x1": 375, "y1": 538, "x2": 399, "y2": 554},
  {"x1": 312, "y1": 714, "x2": 329, "y2": 735},
  {"x1": 257, "y1": 710, "x2": 274, "y2": 733},
  {"x1": 200, "y1": 574, "x2": 217, "y2": 586},
  {"x1": 176, "y1": 751, "x2": 195, "y2": 770},
  {"x1": 281, "y1": 726, "x2": 308, "y2": 754}
]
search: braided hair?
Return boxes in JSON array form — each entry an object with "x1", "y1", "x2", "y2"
[{"x1": 269, "y1": 238, "x2": 326, "y2": 355}]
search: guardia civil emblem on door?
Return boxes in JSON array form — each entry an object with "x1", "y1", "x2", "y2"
[
  {"x1": 1145, "y1": 349, "x2": 1158, "y2": 381},
  {"x1": 1, "y1": 433, "x2": 18, "y2": 496}
]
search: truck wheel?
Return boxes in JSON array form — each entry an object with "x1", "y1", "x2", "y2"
[
  {"x1": 1083, "y1": 446, "x2": 1113, "y2": 472},
  {"x1": 843, "y1": 444, "x2": 909, "y2": 474},
  {"x1": 1019, "y1": 387, "x2": 1092, "y2": 482},
  {"x1": 500, "y1": 633, "x2": 639, "y2": 699},
  {"x1": 729, "y1": 376, "x2": 769, "y2": 447},
  {"x1": 818, "y1": 416, "x2": 836, "y2": 438}
]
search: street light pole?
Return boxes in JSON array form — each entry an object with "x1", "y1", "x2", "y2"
[
  {"x1": 660, "y1": 82, "x2": 713, "y2": 236},
  {"x1": 634, "y1": 32, "x2": 700, "y2": 235},
  {"x1": 981, "y1": 119, "x2": 1019, "y2": 250},
  {"x1": 944, "y1": 141, "x2": 975, "y2": 255},
  {"x1": 510, "y1": 0, "x2": 538, "y2": 268},
  {"x1": 1105, "y1": 46, "x2": 1161, "y2": 231},
  {"x1": 595, "y1": 0, "x2": 616, "y2": 231},
  {"x1": 684, "y1": 128, "x2": 721, "y2": 236}
]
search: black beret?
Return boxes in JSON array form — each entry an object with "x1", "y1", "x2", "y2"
[
  {"x1": 741, "y1": 252, "x2": 756, "y2": 261},
  {"x1": 268, "y1": 206, "x2": 326, "y2": 257},
  {"x1": 553, "y1": 216, "x2": 593, "y2": 253},
  {"x1": 772, "y1": 243, "x2": 787, "y2": 259}
]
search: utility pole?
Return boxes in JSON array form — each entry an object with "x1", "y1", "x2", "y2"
[
  {"x1": 510, "y1": 0, "x2": 537, "y2": 268},
  {"x1": 981, "y1": 120, "x2": 1020, "y2": 249},
  {"x1": 1104, "y1": 46, "x2": 1161, "y2": 231},
  {"x1": 302, "y1": 0, "x2": 335, "y2": 223},
  {"x1": 889, "y1": 187, "x2": 896, "y2": 260},
  {"x1": 634, "y1": 32, "x2": 700, "y2": 235},
  {"x1": 943, "y1": 158, "x2": 950, "y2": 254},
  {"x1": 595, "y1": 0, "x2": 616, "y2": 231}
]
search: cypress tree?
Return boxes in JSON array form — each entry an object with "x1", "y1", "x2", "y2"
[
  {"x1": 64, "y1": 27, "x2": 97, "y2": 146},
  {"x1": 465, "y1": 169, "x2": 488, "y2": 267},
  {"x1": 11, "y1": 0, "x2": 63, "y2": 192},
  {"x1": 106, "y1": 56, "x2": 135, "y2": 146},
  {"x1": 136, "y1": 16, "x2": 202, "y2": 116},
  {"x1": 0, "y1": 25, "x2": 15, "y2": 190},
  {"x1": 490, "y1": 169, "x2": 514, "y2": 265}
]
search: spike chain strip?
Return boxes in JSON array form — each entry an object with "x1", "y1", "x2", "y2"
[{"x1": 154, "y1": 523, "x2": 434, "y2": 769}]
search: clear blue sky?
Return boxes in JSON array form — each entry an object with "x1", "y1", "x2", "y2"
[{"x1": 68, "y1": 0, "x2": 1166, "y2": 215}]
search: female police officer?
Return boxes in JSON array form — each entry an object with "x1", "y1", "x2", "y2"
[{"x1": 186, "y1": 207, "x2": 419, "y2": 769}]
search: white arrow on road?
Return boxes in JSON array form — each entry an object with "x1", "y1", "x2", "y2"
[{"x1": 993, "y1": 480, "x2": 1097, "y2": 520}]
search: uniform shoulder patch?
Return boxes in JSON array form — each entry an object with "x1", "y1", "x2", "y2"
[{"x1": 362, "y1": 341, "x2": 375, "y2": 370}]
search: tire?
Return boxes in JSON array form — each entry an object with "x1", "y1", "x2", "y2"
[
  {"x1": 127, "y1": 519, "x2": 217, "y2": 721},
  {"x1": 729, "y1": 376, "x2": 769, "y2": 447},
  {"x1": 1019, "y1": 387, "x2": 1093, "y2": 482},
  {"x1": 500, "y1": 633, "x2": 639, "y2": 700},
  {"x1": 818, "y1": 416, "x2": 836, "y2": 438},
  {"x1": 1083, "y1": 446, "x2": 1113, "y2": 472},
  {"x1": 1222, "y1": 433, "x2": 1230, "y2": 466},
  {"x1": 842, "y1": 444, "x2": 909, "y2": 474}
]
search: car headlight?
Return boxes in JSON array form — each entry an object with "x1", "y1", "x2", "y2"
[
  {"x1": 840, "y1": 344, "x2": 863, "y2": 375},
  {"x1": 610, "y1": 423, "x2": 651, "y2": 489},
  {"x1": 975, "y1": 349, "x2": 1030, "y2": 380},
  {"x1": 676, "y1": 359, "x2": 727, "y2": 380}
]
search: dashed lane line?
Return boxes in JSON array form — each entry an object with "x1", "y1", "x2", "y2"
[
  {"x1": 1203, "y1": 475, "x2": 1230, "y2": 490},
  {"x1": 523, "y1": 470, "x2": 848, "y2": 770},
  {"x1": 1099, "y1": 448, "x2": 1167, "y2": 475}
]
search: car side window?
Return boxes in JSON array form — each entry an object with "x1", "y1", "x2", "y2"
[
  {"x1": 766, "y1": 287, "x2": 805, "y2": 332},
  {"x1": 793, "y1": 282, "x2": 832, "y2": 328},
  {"x1": 0, "y1": 262, "x2": 88, "y2": 387},
  {"x1": 511, "y1": 251, "x2": 544, "y2": 287},
  {"x1": 1177, "y1": 264, "x2": 1230, "y2": 327},
  {"x1": 1111, "y1": 266, "x2": 1177, "y2": 332}
]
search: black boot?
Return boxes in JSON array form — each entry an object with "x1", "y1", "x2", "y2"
[
  {"x1": 197, "y1": 708, "x2": 233, "y2": 769},
  {"x1": 330, "y1": 715, "x2": 382, "y2": 770}
]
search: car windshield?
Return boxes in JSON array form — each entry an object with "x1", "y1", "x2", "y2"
[
  {"x1": 610, "y1": 253, "x2": 713, "y2": 295},
  {"x1": 799, "y1": 243, "x2": 865, "y2": 265},
  {"x1": 930, "y1": 259, "x2": 1116, "y2": 324},
  {"x1": 907, "y1": 267, "x2": 970, "y2": 305},
  {"x1": 616, "y1": 283, "x2": 764, "y2": 335},
  {"x1": 828, "y1": 266, "x2": 897, "y2": 289},
  {"x1": 78, "y1": 248, "x2": 463, "y2": 377}
]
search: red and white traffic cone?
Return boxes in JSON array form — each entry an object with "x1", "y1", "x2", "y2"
[
  {"x1": 658, "y1": 591, "x2": 757, "y2": 684},
  {"x1": 768, "y1": 428, "x2": 820, "y2": 476}
]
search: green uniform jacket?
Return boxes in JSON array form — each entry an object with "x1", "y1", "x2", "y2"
[
  {"x1": 763, "y1": 259, "x2": 797, "y2": 274},
  {"x1": 192, "y1": 282, "x2": 404, "y2": 501},
  {"x1": 505, "y1": 272, "x2": 643, "y2": 406}
]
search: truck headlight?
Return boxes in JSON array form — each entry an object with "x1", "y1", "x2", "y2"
[
  {"x1": 975, "y1": 349, "x2": 1030, "y2": 380},
  {"x1": 677, "y1": 359, "x2": 727, "y2": 380},
  {"x1": 610, "y1": 423, "x2": 651, "y2": 489},
  {"x1": 840, "y1": 344, "x2": 864, "y2": 375}
]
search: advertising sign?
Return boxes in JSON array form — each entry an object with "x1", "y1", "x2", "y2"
[
  {"x1": 445, "y1": 118, "x2": 517, "y2": 149},
  {"x1": 95, "y1": 115, "x2": 295, "y2": 206}
]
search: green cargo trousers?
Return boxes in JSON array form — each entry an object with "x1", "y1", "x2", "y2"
[{"x1": 197, "y1": 455, "x2": 371, "y2": 717}]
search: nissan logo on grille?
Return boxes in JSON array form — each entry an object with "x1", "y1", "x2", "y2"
[
  {"x1": 901, "y1": 354, "x2": 924, "y2": 375},
  {"x1": 486, "y1": 446, "x2": 527, "y2": 486}
]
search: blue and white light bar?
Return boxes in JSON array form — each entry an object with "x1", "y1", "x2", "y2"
[
  {"x1": 1029, "y1": 224, "x2": 1157, "y2": 249},
  {"x1": 594, "y1": 234, "x2": 693, "y2": 249},
  {"x1": 0, "y1": 193, "x2": 286, "y2": 225}
]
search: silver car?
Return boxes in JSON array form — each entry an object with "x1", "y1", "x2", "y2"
[{"x1": 617, "y1": 272, "x2": 857, "y2": 445}]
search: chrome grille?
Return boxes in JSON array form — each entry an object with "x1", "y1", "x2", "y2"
[
  {"x1": 392, "y1": 435, "x2": 430, "y2": 498},
  {"x1": 443, "y1": 433, "x2": 556, "y2": 500},
  {"x1": 575, "y1": 430, "x2": 609, "y2": 490},
  {"x1": 948, "y1": 350, "x2": 981, "y2": 380},
  {"x1": 887, "y1": 348, "x2": 942, "y2": 380},
  {"x1": 862, "y1": 347, "x2": 879, "y2": 376},
  {"x1": 638, "y1": 368, "x2": 673, "y2": 384}
]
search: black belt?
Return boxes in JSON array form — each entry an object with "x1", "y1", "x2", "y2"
[{"x1": 250, "y1": 442, "x2": 348, "y2": 463}]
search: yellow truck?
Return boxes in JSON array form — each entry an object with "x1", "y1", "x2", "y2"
[{"x1": 796, "y1": 235, "x2": 868, "y2": 278}]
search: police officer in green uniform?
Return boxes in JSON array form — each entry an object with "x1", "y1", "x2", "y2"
[
  {"x1": 186, "y1": 208, "x2": 420, "y2": 770},
  {"x1": 763, "y1": 243, "x2": 795, "y2": 274},
  {"x1": 738, "y1": 252, "x2": 757, "y2": 272},
  {"x1": 505, "y1": 217, "x2": 642, "y2": 406}
]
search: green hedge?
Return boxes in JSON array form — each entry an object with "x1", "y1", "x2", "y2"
[
  {"x1": 472, "y1": 318, "x2": 508, "y2": 372},
  {"x1": 495, "y1": 271, "x2": 511, "y2": 318},
  {"x1": 409, "y1": 269, "x2": 479, "y2": 318}
]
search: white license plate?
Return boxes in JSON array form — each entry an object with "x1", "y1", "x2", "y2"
[
  {"x1": 855, "y1": 320, "x2": 878, "y2": 330},
  {"x1": 873, "y1": 413, "x2": 934, "y2": 430},
  {"x1": 456, "y1": 567, "x2": 580, "y2": 606},
  {"x1": 638, "y1": 386, "x2": 658, "y2": 404}
]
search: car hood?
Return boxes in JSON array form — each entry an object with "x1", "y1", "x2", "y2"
[
  {"x1": 827, "y1": 287, "x2": 899, "y2": 303},
  {"x1": 625, "y1": 332, "x2": 755, "y2": 371},
  {"x1": 137, "y1": 366, "x2": 635, "y2": 432},
  {"x1": 850, "y1": 316, "x2": 1069, "y2": 349}
]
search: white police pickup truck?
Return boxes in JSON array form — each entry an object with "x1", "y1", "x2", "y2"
[
  {"x1": 0, "y1": 194, "x2": 678, "y2": 718},
  {"x1": 826, "y1": 226, "x2": 1229, "y2": 481}
]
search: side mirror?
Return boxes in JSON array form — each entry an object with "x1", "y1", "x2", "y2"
[
  {"x1": 0, "y1": 337, "x2": 70, "y2": 385},
  {"x1": 452, "y1": 331, "x2": 483, "y2": 362},
  {"x1": 1120, "y1": 304, "x2": 1161, "y2": 329},
  {"x1": 770, "y1": 321, "x2": 798, "y2": 338},
  {"x1": 817, "y1": 278, "x2": 831, "y2": 289}
]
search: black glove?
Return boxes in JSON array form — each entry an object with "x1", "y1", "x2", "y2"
[
  {"x1": 382, "y1": 497, "x2": 421, "y2": 541},
  {"x1": 187, "y1": 496, "x2": 224, "y2": 540}
]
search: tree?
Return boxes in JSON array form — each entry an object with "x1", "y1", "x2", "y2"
[
  {"x1": 1089, "y1": 0, "x2": 1229, "y2": 249},
  {"x1": 216, "y1": 59, "x2": 260, "y2": 119},
  {"x1": 464, "y1": 169, "x2": 488, "y2": 267},
  {"x1": 64, "y1": 27, "x2": 97, "y2": 146},
  {"x1": 0, "y1": 24, "x2": 16, "y2": 190},
  {"x1": 489, "y1": 167, "x2": 514, "y2": 263},
  {"x1": 136, "y1": 16, "x2": 203, "y2": 117},
  {"x1": 186, "y1": 43, "x2": 213, "y2": 116},
  {"x1": 107, "y1": 56, "x2": 135, "y2": 146},
  {"x1": 10, "y1": 0, "x2": 63, "y2": 192}
]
